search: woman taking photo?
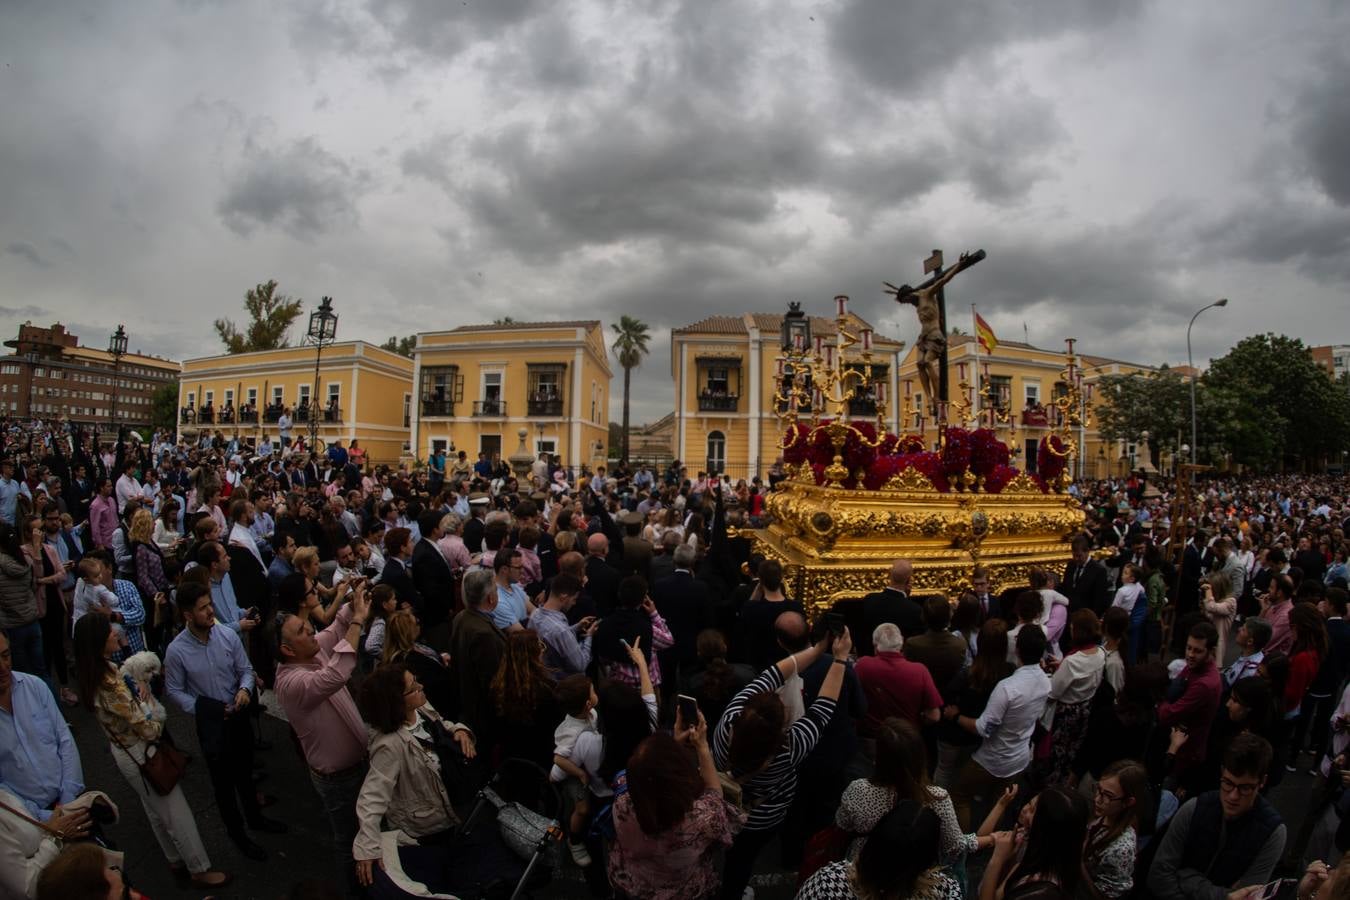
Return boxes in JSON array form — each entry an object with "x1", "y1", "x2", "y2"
[
  {"x1": 798, "y1": 800, "x2": 958, "y2": 900},
  {"x1": 978, "y1": 786, "x2": 1088, "y2": 900},
  {"x1": 491, "y1": 629, "x2": 561, "y2": 769},
  {"x1": 382, "y1": 609, "x2": 456, "y2": 718},
  {"x1": 72, "y1": 614, "x2": 230, "y2": 889},
  {"x1": 1044, "y1": 610, "x2": 1106, "y2": 785},
  {"x1": 609, "y1": 709, "x2": 744, "y2": 900},
  {"x1": 353, "y1": 663, "x2": 476, "y2": 888},
  {"x1": 936, "y1": 620, "x2": 1013, "y2": 790},
  {"x1": 1082, "y1": 760, "x2": 1151, "y2": 899},
  {"x1": 1201, "y1": 572, "x2": 1237, "y2": 667}
]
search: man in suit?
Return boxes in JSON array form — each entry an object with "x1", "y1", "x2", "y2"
[
  {"x1": 584, "y1": 533, "x2": 622, "y2": 617},
  {"x1": 648, "y1": 531, "x2": 680, "y2": 587},
  {"x1": 1062, "y1": 535, "x2": 1110, "y2": 617},
  {"x1": 971, "y1": 566, "x2": 996, "y2": 624},
  {"x1": 616, "y1": 511, "x2": 653, "y2": 583},
  {"x1": 1179, "y1": 526, "x2": 1206, "y2": 616},
  {"x1": 412, "y1": 511, "x2": 458, "y2": 650},
  {"x1": 652, "y1": 543, "x2": 712, "y2": 697},
  {"x1": 449, "y1": 569, "x2": 507, "y2": 745},
  {"x1": 860, "y1": 558, "x2": 924, "y2": 655}
]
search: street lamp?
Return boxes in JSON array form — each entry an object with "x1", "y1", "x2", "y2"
[
  {"x1": 108, "y1": 325, "x2": 128, "y2": 437},
  {"x1": 24, "y1": 351, "x2": 38, "y2": 418},
  {"x1": 1187, "y1": 298, "x2": 1228, "y2": 466},
  {"x1": 305, "y1": 296, "x2": 338, "y2": 448}
]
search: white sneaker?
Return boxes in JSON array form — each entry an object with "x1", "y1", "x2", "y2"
[
  {"x1": 741, "y1": 887, "x2": 755, "y2": 900},
  {"x1": 569, "y1": 841, "x2": 593, "y2": 867}
]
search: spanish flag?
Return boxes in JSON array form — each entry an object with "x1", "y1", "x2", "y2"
[{"x1": 974, "y1": 310, "x2": 998, "y2": 354}]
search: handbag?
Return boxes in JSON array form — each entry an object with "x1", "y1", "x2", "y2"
[
  {"x1": 104, "y1": 718, "x2": 190, "y2": 796},
  {"x1": 798, "y1": 824, "x2": 851, "y2": 885}
]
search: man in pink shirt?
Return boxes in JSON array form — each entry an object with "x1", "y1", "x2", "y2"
[
  {"x1": 855, "y1": 622, "x2": 942, "y2": 735},
  {"x1": 1260, "y1": 573, "x2": 1295, "y2": 656},
  {"x1": 274, "y1": 581, "x2": 371, "y2": 889}
]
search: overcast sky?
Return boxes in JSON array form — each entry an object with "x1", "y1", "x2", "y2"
[{"x1": 2, "y1": 0, "x2": 1347, "y2": 423}]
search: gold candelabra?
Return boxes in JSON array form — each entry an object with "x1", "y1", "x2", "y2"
[
  {"x1": 773, "y1": 295, "x2": 891, "y2": 486},
  {"x1": 1041, "y1": 338, "x2": 1094, "y2": 488}
]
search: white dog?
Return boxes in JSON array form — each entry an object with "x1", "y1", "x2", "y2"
[{"x1": 119, "y1": 650, "x2": 162, "y2": 687}]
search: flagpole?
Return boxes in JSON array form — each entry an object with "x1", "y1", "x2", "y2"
[{"x1": 971, "y1": 304, "x2": 981, "y2": 426}]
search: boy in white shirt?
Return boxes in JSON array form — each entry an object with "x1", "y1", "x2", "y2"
[
  {"x1": 550, "y1": 673, "x2": 599, "y2": 867},
  {"x1": 72, "y1": 556, "x2": 126, "y2": 646}
]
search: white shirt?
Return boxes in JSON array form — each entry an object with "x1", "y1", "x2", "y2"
[
  {"x1": 115, "y1": 474, "x2": 142, "y2": 510},
  {"x1": 228, "y1": 522, "x2": 263, "y2": 567},
  {"x1": 973, "y1": 664, "x2": 1051, "y2": 779}
]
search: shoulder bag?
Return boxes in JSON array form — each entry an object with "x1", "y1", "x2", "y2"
[{"x1": 103, "y1": 716, "x2": 189, "y2": 796}]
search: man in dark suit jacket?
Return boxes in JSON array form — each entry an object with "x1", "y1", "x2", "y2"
[
  {"x1": 584, "y1": 533, "x2": 622, "y2": 617},
  {"x1": 652, "y1": 544, "x2": 713, "y2": 692},
  {"x1": 412, "y1": 511, "x2": 458, "y2": 649},
  {"x1": 648, "y1": 532, "x2": 679, "y2": 587},
  {"x1": 860, "y1": 559, "x2": 924, "y2": 655},
  {"x1": 450, "y1": 570, "x2": 507, "y2": 744},
  {"x1": 1062, "y1": 536, "x2": 1110, "y2": 617}
]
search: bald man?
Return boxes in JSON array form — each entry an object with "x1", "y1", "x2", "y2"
[
  {"x1": 584, "y1": 532, "x2": 621, "y2": 617},
  {"x1": 860, "y1": 559, "x2": 925, "y2": 653}
]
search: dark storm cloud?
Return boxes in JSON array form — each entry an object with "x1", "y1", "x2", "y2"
[
  {"x1": 217, "y1": 137, "x2": 368, "y2": 239},
  {"x1": 829, "y1": 0, "x2": 1145, "y2": 94},
  {"x1": 1195, "y1": 201, "x2": 1350, "y2": 284},
  {"x1": 398, "y1": 134, "x2": 459, "y2": 191},
  {"x1": 0, "y1": 304, "x2": 49, "y2": 319},
  {"x1": 365, "y1": 0, "x2": 545, "y2": 59},
  {"x1": 5, "y1": 242, "x2": 50, "y2": 268},
  {"x1": 1288, "y1": 50, "x2": 1350, "y2": 207}
]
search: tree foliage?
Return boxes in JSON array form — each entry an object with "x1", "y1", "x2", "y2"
[
  {"x1": 214, "y1": 280, "x2": 304, "y2": 354},
  {"x1": 380, "y1": 335, "x2": 416, "y2": 357},
  {"x1": 1094, "y1": 366, "x2": 1189, "y2": 465},
  {"x1": 610, "y1": 316, "x2": 652, "y2": 462},
  {"x1": 150, "y1": 383, "x2": 179, "y2": 430}
]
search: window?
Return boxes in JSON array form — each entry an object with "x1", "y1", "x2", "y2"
[
  {"x1": 706, "y1": 430, "x2": 726, "y2": 474},
  {"x1": 298, "y1": 385, "x2": 311, "y2": 406},
  {"x1": 224, "y1": 389, "x2": 234, "y2": 408},
  {"x1": 246, "y1": 388, "x2": 257, "y2": 407},
  {"x1": 536, "y1": 438, "x2": 556, "y2": 454},
  {"x1": 1024, "y1": 382, "x2": 1040, "y2": 407},
  {"x1": 483, "y1": 372, "x2": 502, "y2": 402},
  {"x1": 421, "y1": 366, "x2": 462, "y2": 415},
  {"x1": 204, "y1": 390, "x2": 214, "y2": 406},
  {"x1": 188, "y1": 392, "x2": 197, "y2": 409},
  {"x1": 327, "y1": 383, "x2": 340, "y2": 405},
  {"x1": 431, "y1": 439, "x2": 448, "y2": 456},
  {"x1": 988, "y1": 375, "x2": 1012, "y2": 411},
  {"x1": 272, "y1": 386, "x2": 283, "y2": 407},
  {"x1": 403, "y1": 393, "x2": 411, "y2": 428}
]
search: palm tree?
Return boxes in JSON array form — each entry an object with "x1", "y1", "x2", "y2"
[{"x1": 610, "y1": 316, "x2": 651, "y2": 462}]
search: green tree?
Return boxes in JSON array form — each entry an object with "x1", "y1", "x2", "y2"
[
  {"x1": 1094, "y1": 365, "x2": 1189, "y2": 466},
  {"x1": 380, "y1": 335, "x2": 416, "y2": 357},
  {"x1": 150, "y1": 383, "x2": 179, "y2": 430},
  {"x1": 493, "y1": 316, "x2": 518, "y2": 325},
  {"x1": 213, "y1": 280, "x2": 304, "y2": 354},
  {"x1": 1204, "y1": 334, "x2": 1350, "y2": 471},
  {"x1": 610, "y1": 315, "x2": 651, "y2": 462}
]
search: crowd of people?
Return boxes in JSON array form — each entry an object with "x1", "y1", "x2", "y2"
[{"x1": 1, "y1": 413, "x2": 1350, "y2": 900}]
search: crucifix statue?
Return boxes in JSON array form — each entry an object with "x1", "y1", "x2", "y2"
[{"x1": 885, "y1": 248, "x2": 986, "y2": 419}]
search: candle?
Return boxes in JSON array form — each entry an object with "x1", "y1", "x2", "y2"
[
  {"x1": 776, "y1": 358, "x2": 785, "y2": 377},
  {"x1": 814, "y1": 335, "x2": 825, "y2": 355},
  {"x1": 876, "y1": 382, "x2": 886, "y2": 403},
  {"x1": 861, "y1": 328, "x2": 873, "y2": 351},
  {"x1": 813, "y1": 389, "x2": 823, "y2": 408},
  {"x1": 825, "y1": 345, "x2": 834, "y2": 367},
  {"x1": 835, "y1": 295, "x2": 848, "y2": 317},
  {"x1": 958, "y1": 363, "x2": 967, "y2": 381},
  {"x1": 794, "y1": 334, "x2": 804, "y2": 351}
]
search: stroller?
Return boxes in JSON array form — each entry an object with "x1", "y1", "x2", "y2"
[{"x1": 369, "y1": 758, "x2": 564, "y2": 900}]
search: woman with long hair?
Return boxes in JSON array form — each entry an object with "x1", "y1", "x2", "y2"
[
  {"x1": 1285, "y1": 602, "x2": 1330, "y2": 764},
  {"x1": 936, "y1": 620, "x2": 1014, "y2": 790},
  {"x1": 382, "y1": 609, "x2": 456, "y2": 718},
  {"x1": 22, "y1": 514, "x2": 74, "y2": 704},
  {"x1": 799, "y1": 799, "x2": 958, "y2": 900},
  {"x1": 684, "y1": 628, "x2": 755, "y2": 727},
  {"x1": 1044, "y1": 610, "x2": 1106, "y2": 785},
  {"x1": 0, "y1": 519, "x2": 46, "y2": 685},
  {"x1": 609, "y1": 710, "x2": 743, "y2": 900},
  {"x1": 1100, "y1": 607, "x2": 1129, "y2": 694},
  {"x1": 128, "y1": 508, "x2": 172, "y2": 652},
  {"x1": 951, "y1": 592, "x2": 982, "y2": 667},
  {"x1": 1201, "y1": 571, "x2": 1237, "y2": 667},
  {"x1": 1082, "y1": 760, "x2": 1151, "y2": 898},
  {"x1": 361, "y1": 583, "x2": 399, "y2": 664},
  {"x1": 979, "y1": 786, "x2": 1088, "y2": 900},
  {"x1": 490, "y1": 629, "x2": 561, "y2": 768},
  {"x1": 837, "y1": 717, "x2": 989, "y2": 866},
  {"x1": 71, "y1": 614, "x2": 230, "y2": 889},
  {"x1": 1174, "y1": 675, "x2": 1279, "y2": 796}
]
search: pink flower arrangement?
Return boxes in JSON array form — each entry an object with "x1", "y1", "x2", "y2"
[{"x1": 1037, "y1": 435, "x2": 1068, "y2": 490}]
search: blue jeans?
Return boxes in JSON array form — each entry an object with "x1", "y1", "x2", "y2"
[
  {"x1": 310, "y1": 763, "x2": 366, "y2": 896},
  {"x1": 5, "y1": 621, "x2": 48, "y2": 680}
]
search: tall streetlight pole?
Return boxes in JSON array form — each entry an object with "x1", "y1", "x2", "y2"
[
  {"x1": 304, "y1": 297, "x2": 338, "y2": 449},
  {"x1": 108, "y1": 325, "x2": 128, "y2": 439},
  {"x1": 1187, "y1": 298, "x2": 1228, "y2": 467},
  {"x1": 24, "y1": 351, "x2": 38, "y2": 418}
]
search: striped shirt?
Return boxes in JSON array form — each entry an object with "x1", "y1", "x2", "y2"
[{"x1": 713, "y1": 663, "x2": 838, "y2": 831}]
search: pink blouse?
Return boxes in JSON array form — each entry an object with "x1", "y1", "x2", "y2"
[{"x1": 607, "y1": 787, "x2": 742, "y2": 900}]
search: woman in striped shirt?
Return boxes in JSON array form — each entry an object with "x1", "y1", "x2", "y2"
[{"x1": 713, "y1": 626, "x2": 854, "y2": 900}]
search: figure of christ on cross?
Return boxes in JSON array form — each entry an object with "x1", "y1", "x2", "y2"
[{"x1": 885, "y1": 249, "x2": 985, "y2": 419}]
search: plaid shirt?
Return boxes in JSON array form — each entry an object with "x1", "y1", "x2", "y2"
[
  {"x1": 111, "y1": 578, "x2": 147, "y2": 661},
  {"x1": 600, "y1": 612, "x2": 674, "y2": 688}
]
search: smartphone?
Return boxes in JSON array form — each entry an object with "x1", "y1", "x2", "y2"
[
  {"x1": 823, "y1": 611, "x2": 845, "y2": 637},
  {"x1": 1255, "y1": 878, "x2": 1297, "y2": 900},
  {"x1": 677, "y1": 694, "x2": 699, "y2": 725}
]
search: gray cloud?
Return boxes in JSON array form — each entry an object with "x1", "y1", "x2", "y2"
[
  {"x1": 1288, "y1": 50, "x2": 1350, "y2": 206},
  {"x1": 218, "y1": 137, "x2": 367, "y2": 239},
  {"x1": 5, "y1": 242, "x2": 50, "y2": 268}
]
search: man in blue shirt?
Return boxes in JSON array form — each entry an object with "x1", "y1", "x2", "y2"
[
  {"x1": 0, "y1": 632, "x2": 87, "y2": 830},
  {"x1": 0, "y1": 457, "x2": 32, "y2": 527},
  {"x1": 197, "y1": 541, "x2": 257, "y2": 638},
  {"x1": 164, "y1": 582, "x2": 284, "y2": 860}
]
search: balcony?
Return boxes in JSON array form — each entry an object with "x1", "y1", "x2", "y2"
[
  {"x1": 847, "y1": 397, "x2": 877, "y2": 417},
  {"x1": 264, "y1": 406, "x2": 284, "y2": 423},
  {"x1": 527, "y1": 397, "x2": 564, "y2": 417},
  {"x1": 217, "y1": 408, "x2": 235, "y2": 425},
  {"x1": 698, "y1": 392, "x2": 739, "y2": 412},
  {"x1": 180, "y1": 407, "x2": 196, "y2": 424},
  {"x1": 239, "y1": 409, "x2": 258, "y2": 424},
  {"x1": 198, "y1": 408, "x2": 216, "y2": 424},
  {"x1": 473, "y1": 400, "x2": 506, "y2": 417},
  {"x1": 421, "y1": 398, "x2": 456, "y2": 417},
  {"x1": 295, "y1": 405, "x2": 344, "y2": 425}
]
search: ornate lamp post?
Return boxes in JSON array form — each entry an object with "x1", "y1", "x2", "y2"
[
  {"x1": 305, "y1": 297, "x2": 338, "y2": 448},
  {"x1": 24, "y1": 350, "x2": 39, "y2": 418},
  {"x1": 108, "y1": 325, "x2": 128, "y2": 436},
  {"x1": 1187, "y1": 298, "x2": 1228, "y2": 466}
]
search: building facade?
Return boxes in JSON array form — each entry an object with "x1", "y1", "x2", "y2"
[
  {"x1": 896, "y1": 334, "x2": 1154, "y2": 481},
  {"x1": 1311, "y1": 344, "x2": 1350, "y2": 382},
  {"x1": 671, "y1": 312, "x2": 907, "y2": 480},
  {"x1": 177, "y1": 342, "x2": 413, "y2": 464},
  {"x1": 0, "y1": 322, "x2": 179, "y2": 432},
  {"x1": 412, "y1": 321, "x2": 611, "y2": 469}
]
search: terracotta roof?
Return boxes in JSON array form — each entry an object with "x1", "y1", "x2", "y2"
[
  {"x1": 947, "y1": 333, "x2": 1151, "y2": 371},
  {"x1": 675, "y1": 312, "x2": 903, "y2": 345},
  {"x1": 445, "y1": 320, "x2": 601, "y2": 333}
]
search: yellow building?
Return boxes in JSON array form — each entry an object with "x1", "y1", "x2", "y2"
[
  {"x1": 671, "y1": 312, "x2": 907, "y2": 479},
  {"x1": 897, "y1": 334, "x2": 1155, "y2": 481},
  {"x1": 177, "y1": 342, "x2": 414, "y2": 464},
  {"x1": 412, "y1": 321, "x2": 611, "y2": 469}
]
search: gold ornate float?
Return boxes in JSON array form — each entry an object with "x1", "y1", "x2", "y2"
[{"x1": 752, "y1": 295, "x2": 1092, "y2": 614}]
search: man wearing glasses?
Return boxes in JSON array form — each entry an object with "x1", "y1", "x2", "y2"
[
  {"x1": 1148, "y1": 732, "x2": 1286, "y2": 898},
  {"x1": 489, "y1": 549, "x2": 535, "y2": 632}
]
